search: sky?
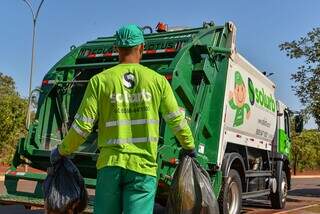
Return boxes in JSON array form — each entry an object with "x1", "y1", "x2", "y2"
[{"x1": 0, "y1": 0, "x2": 319, "y2": 128}]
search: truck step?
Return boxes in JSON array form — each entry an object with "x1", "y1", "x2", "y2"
[
  {"x1": 245, "y1": 170, "x2": 272, "y2": 178},
  {"x1": 5, "y1": 170, "x2": 96, "y2": 189},
  {"x1": 242, "y1": 189, "x2": 270, "y2": 199}
]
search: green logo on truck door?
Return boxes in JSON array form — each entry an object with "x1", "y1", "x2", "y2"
[
  {"x1": 229, "y1": 71, "x2": 251, "y2": 127},
  {"x1": 279, "y1": 128, "x2": 291, "y2": 159}
]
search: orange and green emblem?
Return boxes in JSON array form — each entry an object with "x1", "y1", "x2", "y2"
[{"x1": 229, "y1": 71, "x2": 251, "y2": 127}]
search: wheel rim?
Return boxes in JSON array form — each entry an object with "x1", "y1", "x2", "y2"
[
  {"x1": 281, "y1": 177, "x2": 288, "y2": 203},
  {"x1": 227, "y1": 181, "x2": 240, "y2": 214}
]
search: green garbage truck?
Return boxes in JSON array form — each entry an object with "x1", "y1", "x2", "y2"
[{"x1": 0, "y1": 21, "x2": 301, "y2": 214}]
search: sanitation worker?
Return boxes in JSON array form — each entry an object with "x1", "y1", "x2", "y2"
[{"x1": 50, "y1": 24, "x2": 196, "y2": 214}]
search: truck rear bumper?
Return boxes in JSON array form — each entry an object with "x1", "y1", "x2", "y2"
[{"x1": 0, "y1": 169, "x2": 96, "y2": 213}]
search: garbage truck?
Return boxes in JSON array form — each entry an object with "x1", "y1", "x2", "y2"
[{"x1": 0, "y1": 21, "x2": 301, "y2": 214}]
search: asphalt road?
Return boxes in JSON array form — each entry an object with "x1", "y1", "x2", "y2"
[
  {"x1": 0, "y1": 177, "x2": 319, "y2": 213},
  {"x1": 242, "y1": 176, "x2": 320, "y2": 214}
]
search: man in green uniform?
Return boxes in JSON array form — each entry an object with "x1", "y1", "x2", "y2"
[
  {"x1": 50, "y1": 24, "x2": 195, "y2": 214},
  {"x1": 229, "y1": 71, "x2": 251, "y2": 127}
]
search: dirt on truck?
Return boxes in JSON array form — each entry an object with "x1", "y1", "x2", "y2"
[{"x1": 0, "y1": 21, "x2": 303, "y2": 214}]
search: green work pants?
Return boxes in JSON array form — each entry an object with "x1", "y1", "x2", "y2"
[{"x1": 94, "y1": 166, "x2": 157, "y2": 214}]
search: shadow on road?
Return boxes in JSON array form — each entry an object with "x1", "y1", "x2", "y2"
[
  {"x1": 286, "y1": 197, "x2": 301, "y2": 202},
  {"x1": 243, "y1": 199, "x2": 270, "y2": 209},
  {"x1": 289, "y1": 188, "x2": 320, "y2": 198}
]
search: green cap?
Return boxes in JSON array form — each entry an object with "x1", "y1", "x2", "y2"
[
  {"x1": 235, "y1": 71, "x2": 244, "y2": 86},
  {"x1": 115, "y1": 24, "x2": 144, "y2": 48}
]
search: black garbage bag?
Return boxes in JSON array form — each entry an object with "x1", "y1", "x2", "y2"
[
  {"x1": 43, "y1": 157, "x2": 88, "y2": 214},
  {"x1": 166, "y1": 156, "x2": 219, "y2": 214}
]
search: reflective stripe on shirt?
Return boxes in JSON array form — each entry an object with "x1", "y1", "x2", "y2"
[
  {"x1": 105, "y1": 119, "x2": 159, "y2": 127},
  {"x1": 163, "y1": 108, "x2": 185, "y2": 121},
  {"x1": 173, "y1": 119, "x2": 188, "y2": 133},
  {"x1": 107, "y1": 137, "x2": 159, "y2": 145},
  {"x1": 72, "y1": 122, "x2": 89, "y2": 138},
  {"x1": 74, "y1": 113, "x2": 96, "y2": 124}
]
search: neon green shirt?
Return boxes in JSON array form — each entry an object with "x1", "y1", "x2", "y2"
[{"x1": 58, "y1": 63, "x2": 195, "y2": 176}]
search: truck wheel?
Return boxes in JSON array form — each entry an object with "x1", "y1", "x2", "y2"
[
  {"x1": 218, "y1": 169, "x2": 242, "y2": 214},
  {"x1": 270, "y1": 171, "x2": 288, "y2": 209}
]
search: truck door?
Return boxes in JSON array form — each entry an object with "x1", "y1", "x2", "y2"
[{"x1": 277, "y1": 103, "x2": 291, "y2": 159}]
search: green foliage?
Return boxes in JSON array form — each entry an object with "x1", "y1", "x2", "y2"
[
  {"x1": 291, "y1": 129, "x2": 320, "y2": 173},
  {"x1": 279, "y1": 28, "x2": 320, "y2": 129},
  {"x1": 0, "y1": 73, "x2": 27, "y2": 164}
]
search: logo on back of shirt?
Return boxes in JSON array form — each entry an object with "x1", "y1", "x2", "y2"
[
  {"x1": 123, "y1": 72, "x2": 135, "y2": 89},
  {"x1": 110, "y1": 89, "x2": 152, "y2": 103}
]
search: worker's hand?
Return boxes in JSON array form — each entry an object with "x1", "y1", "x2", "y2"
[
  {"x1": 50, "y1": 147, "x2": 62, "y2": 165},
  {"x1": 181, "y1": 148, "x2": 197, "y2": 158}
]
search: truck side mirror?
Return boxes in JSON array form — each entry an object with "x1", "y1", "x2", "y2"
[
  {"x1": 30, "y1": 88, "x2": 41, "y2": 110},
  {"x1": 26, "y1": 88, "x2": 41, "y2": 129},
  {"x1": 294, "y1": 115, "x2": 303, "y2": 133}
]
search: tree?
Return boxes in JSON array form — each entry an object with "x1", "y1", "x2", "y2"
[
  {"x1": 0, "y1": 73, "x2": 27, "y2": 164},
  {"x1": 290, "y1": 129, "x2": 320, "y2": 174},
  {"x1": 279, "y1": 28, "x2": 320, "y2": 129}
]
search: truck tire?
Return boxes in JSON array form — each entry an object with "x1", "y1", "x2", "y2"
[
  {"x1": 270, "y1": 171, "x2": 288, "y2": 209},
  {"x1": 218, "y1": 169, "x2": 242, "y2": 214}
]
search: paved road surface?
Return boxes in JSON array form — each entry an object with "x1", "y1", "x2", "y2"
[
  {"x1": 242, "y1": 177, "x2": 320, "y2": 214},
  {"x1": 0, "y1": 177, "x2": 319, "y2": 213}
]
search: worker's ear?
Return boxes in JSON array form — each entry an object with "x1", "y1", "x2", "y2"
[{"x1": 139, "y1": 44, "x2": 144, "y2": 57}]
